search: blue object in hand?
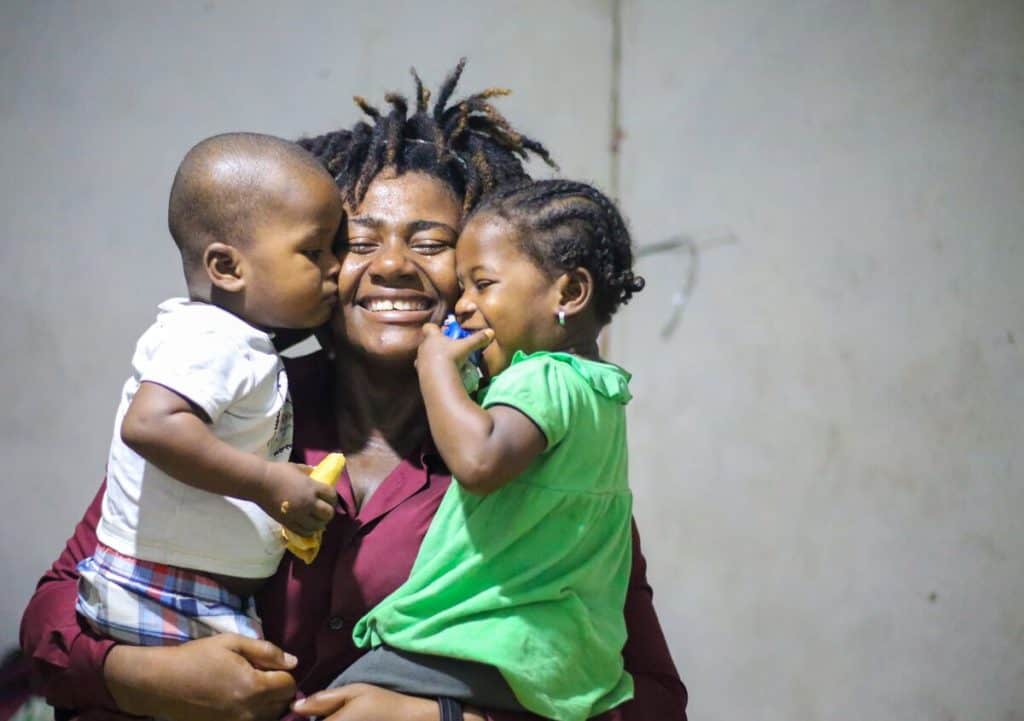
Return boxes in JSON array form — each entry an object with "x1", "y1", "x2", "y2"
[{"x1": 441, "y1": 314, "x2": 482, "y2": 366}]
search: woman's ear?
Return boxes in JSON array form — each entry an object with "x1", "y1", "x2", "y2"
[
  {"x1": 204, "y1": 242, "x2": 245, "y2": 292},
  {"x1": 556, "y1": 267, "x2": 594, "y2": 320}
]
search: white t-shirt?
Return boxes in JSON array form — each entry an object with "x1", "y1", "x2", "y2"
[{"x1": 98, "y1": 298, "x2": 292, "y2": 578}]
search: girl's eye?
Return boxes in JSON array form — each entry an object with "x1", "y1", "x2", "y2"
[{"x1": 475, "y1": 279, "x2": 495, "y2": 291}]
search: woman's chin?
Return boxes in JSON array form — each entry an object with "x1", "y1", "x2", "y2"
[{"x1": 341, "y1": 325, "x2": 423, "y2": 368}]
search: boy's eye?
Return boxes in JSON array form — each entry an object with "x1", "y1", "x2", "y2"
[{"x1": 302, "y1": 249, "x2": 323, "y2": 261}]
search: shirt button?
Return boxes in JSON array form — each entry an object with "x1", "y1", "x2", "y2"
[{"x1": 328, "y1": 616, "x2": 345, "y2": 631}]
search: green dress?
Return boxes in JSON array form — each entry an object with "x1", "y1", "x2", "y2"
[{"x1": 353, "y1": 351, "x2": 635, "y2": 721}]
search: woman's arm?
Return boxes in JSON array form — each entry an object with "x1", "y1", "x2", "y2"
[
  {"x1": 19, "y1": 482, "x2": 299, "y2": 721},
  {"x1": 19, "y1": 483, "x2": 120, "y2": 712},
  {"x1": 292, "y1": 519, "x2": 687, "y2": 721}
]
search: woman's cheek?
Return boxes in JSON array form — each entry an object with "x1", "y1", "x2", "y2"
[{"x1": 425, "y1": 255, "x2": 460, "y2": 305}]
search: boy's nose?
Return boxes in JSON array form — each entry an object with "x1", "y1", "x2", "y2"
[{"x1": 324, "y1": 252, "x2": 341, "y2": 279}]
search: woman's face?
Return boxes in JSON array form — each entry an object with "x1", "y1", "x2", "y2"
[{"x1": 333, "y1": 171, "x2": 462, "y2": 366}]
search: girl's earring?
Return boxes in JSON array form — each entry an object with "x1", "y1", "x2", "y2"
[{"x1": 557, "y1": 308, "x2": 566, "y2": 327}]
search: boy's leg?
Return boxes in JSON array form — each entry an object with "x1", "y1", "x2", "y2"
[{"x1": 331, "y1": 646, "x2": 524, "y2": 711}]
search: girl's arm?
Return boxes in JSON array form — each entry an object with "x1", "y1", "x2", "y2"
[
  {"x1": 19, "y1": 482, "x2": 299, "y2": 721},
  {"x1": 416, "y1": 325, "x2": 544, "y2": 495}
]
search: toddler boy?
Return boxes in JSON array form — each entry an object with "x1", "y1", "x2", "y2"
[{"x1": 76, "y1": 133, "x2": 343, "y2": 644}]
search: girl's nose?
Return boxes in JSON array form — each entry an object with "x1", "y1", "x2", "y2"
[{"x1": 454, "y1": 293, "x2": 476, "y2": 320}]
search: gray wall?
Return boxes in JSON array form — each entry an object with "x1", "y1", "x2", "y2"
[{"x1": 2, "y1": 2, "x2": 1021, "y2": 720}]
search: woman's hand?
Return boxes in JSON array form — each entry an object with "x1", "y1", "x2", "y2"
[
  {"x1": 104, "y1": 633, "x2": 298, "y2": 721},
  {"x1": 292, "y1": 683, "x2": 488, "y2": 721},
  {"x1": 293, "y1": 683, "x2": 433, "y2": 721}
]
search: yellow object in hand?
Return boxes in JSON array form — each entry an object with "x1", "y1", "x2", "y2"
[{"x1": 282, "y1": 452, "x2": 345, "y2": 564}]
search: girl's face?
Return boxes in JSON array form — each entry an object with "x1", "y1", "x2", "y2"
[
  {"x1": 333, "y1": 171, "x2": 461, "y2": 366},
  {"x1": 454, "y1": 213, "x2": 563, "y2": 377}
]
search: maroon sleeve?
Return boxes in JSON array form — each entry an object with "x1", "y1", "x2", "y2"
[
  {"x1": 485, "y1": 520, "x2": 688, "y2": 721},
  {"x1": 19, "y1": 482, "x2": 123, "y2": 713}
]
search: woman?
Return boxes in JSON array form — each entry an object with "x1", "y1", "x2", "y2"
[{"x1": 20, "y1": 61, "x2": 687, "y2": 721}]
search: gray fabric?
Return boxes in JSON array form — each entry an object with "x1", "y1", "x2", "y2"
[{"x1": 331, "y1": 646, "x2": 525, "y2": 711}]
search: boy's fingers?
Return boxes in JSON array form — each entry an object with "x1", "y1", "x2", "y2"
[
  {"x1": 315, "y1": 483, "x2": 339, "y2": 503},
  {"x1": 313, "y1": 499, "x2": 335, "y2": 521},
  {"x1": 421, "y1": 322, "x2": 442, "y2": 338}
]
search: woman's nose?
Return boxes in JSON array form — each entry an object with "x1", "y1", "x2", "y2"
[{"x1": 369, "y1": 239, "x2": 414, "y2": 279}]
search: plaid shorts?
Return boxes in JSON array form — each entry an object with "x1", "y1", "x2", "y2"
[{"x1": 76, "y1": 543, "x2": 263, "y2": 646}]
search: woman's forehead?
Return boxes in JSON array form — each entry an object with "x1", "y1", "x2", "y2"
[{"x1": 350, "y1": 171, "x2": 461, "y2": 226}]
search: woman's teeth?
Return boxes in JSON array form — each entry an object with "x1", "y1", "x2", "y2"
[{"x1": 365, "y1": 298, "x2": 431, "y2": 312}]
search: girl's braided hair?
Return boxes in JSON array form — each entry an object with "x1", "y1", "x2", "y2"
[
  {"x1": 469, "y1": 180, "x2": 646, "y2": 324},
  {"x1": 297, "y1": 59, "x2": 556, "y2": 213}
]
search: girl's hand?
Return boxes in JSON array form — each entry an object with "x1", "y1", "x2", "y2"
[
  {"x1": 104, "y1": 634, "x2": 297, "y2": 721},
  {"x1": 416, "y1": 323, "x2": 493, "y2": 372}
]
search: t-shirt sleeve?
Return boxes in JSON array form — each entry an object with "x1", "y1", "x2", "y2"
[
  {"x1": 480, "y1": 356, "x2": 580, "y2": 450},
  {"x1": 140, "y1": 329, "x2": 255, "y2": 423}
]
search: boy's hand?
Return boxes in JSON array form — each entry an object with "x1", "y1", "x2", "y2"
[
  {"x1": 258, "y1": 462, "x2": 337, "y2": 536},
  {"x1": 416, "y1": 323, "x2": 493, "y2": 372}
]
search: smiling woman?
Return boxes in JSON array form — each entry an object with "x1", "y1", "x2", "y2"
[
  {"x1": 336, "y1": 171, "x2": 462, "y2": 365},
  {"x1": 20, "y1": 61, "x2": 687, "y2": 721}
]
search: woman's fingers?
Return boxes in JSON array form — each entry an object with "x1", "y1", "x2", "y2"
[
  {"x1": 291, "y1": 685, "x2": 356, "y2": 715},
  {"x1": 228, "y1": 635, "x2": 298, "y2": 671}
]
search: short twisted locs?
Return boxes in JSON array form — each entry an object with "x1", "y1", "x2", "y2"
[{"x1": 297, "y1": 58, "x2": 557, "y2": 214}]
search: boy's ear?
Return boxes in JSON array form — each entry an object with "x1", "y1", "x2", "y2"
[
  {"x1": 556, "y1": 267, "x2": 594, "y2": 319},
  {"x1": 204, "y1": 242, "x2": 245, "y2": 292}
]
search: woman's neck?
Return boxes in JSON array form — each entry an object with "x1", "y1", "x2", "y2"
[{"x1": 330, "y1": 351, "x2": 429, "y2": 461}]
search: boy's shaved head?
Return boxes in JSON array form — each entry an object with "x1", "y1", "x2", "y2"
[{"x1": 168, "y1": 132, "x2": 332, "y2": 274}]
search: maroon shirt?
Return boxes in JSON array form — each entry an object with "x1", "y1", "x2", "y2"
[{"x1": 20, "y1": 354, "x2": 687, "y2": 720}]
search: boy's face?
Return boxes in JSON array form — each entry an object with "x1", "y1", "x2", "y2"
[
  {"x1": 239, "y1": 170, "x2": 343, "y2": 330},
  {"x1": 454, "y1": 213, "x2": 563, "y2": 377}
]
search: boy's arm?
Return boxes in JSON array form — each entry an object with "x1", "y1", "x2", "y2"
[
  {"x1": 415, "y1": 325, "x2": 545, "y2": 495},
  {"x1": 122, "y1": 381, "x2": 335, "y2": 535}
]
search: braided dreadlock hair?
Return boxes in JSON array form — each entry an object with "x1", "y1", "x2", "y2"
[
  {"x1": 297, "y1": 59, "x2": 556, "y2": 214},
  {"x1": 469, "y1": 179, "x2": 646, "y2": 324}
]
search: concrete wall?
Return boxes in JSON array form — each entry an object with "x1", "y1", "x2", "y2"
[{"x1": 2, "y1": 2, "x2": 1022, "y2": 720}]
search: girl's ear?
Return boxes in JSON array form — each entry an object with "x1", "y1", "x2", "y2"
[
  {"x1": 556, "y1": 267, "x2": 594, "y2": 320},
  {"x1": 204, "y1": 242, "x2": 245, "y2": 292}
]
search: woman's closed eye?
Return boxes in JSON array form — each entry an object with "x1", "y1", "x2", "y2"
[
  {"x1": 411, "y1": 238, "x2": 453, "y2": 255},
  {"x1": 341, "y1": 237, "x2": 379, "y2": 254}
]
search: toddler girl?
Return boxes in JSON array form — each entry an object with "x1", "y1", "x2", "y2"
[{"x1": 332, "y1": 179, "x2": 645, "y2": 721}]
